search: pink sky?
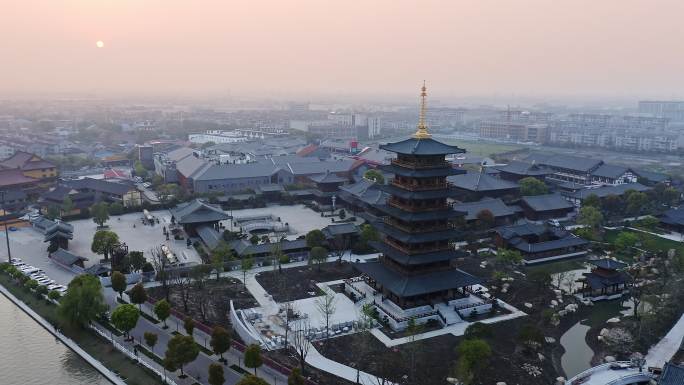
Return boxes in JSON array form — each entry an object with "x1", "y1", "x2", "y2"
[{"x1": 2, "y1": 0, "x2": 683, "y2": 98}]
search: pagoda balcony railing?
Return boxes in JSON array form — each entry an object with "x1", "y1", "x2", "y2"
[
  {"x1": 384, "y1": 238, "x2": 453, "y2": 255},
  {"x1": 373, "y1": 299, "x2": 439, "y2": 324},
  {"x1": 388, "y1": 199, "x2": 449, "y2": 213},
  {"x1": 391, "y1": 158, "x2": 450, "y2": 170},
  {"x1": 383, "y1": 218, "x2": 452, "y2": 233},
  {"x1": 391, "y1": 180, "x2": 450, "y2": 191}
]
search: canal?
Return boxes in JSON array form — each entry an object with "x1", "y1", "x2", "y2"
[{"x1": 0, "y1": 294, "x2": 111, "y2": 385}]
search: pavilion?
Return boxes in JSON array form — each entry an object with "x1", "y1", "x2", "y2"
[
  {"x1": 576, "y1": 258, "x2": 631, "y2": 301},
  {"x1": 170, "y1": 199, "x2": 231, "y2": 236}
]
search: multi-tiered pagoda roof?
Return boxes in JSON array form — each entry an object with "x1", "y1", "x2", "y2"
[{"x1": 355, "y1": 83, "x2": 480, "y2": 308}]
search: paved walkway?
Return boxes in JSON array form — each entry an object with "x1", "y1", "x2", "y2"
[
  {"x1": 646, "y1": 312, "x2": 684, "y2": 368},
  {"x1": 625, "y1": 227, "x2": 684, "y2": 243}
]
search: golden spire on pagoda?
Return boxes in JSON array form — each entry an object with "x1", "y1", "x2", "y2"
[{"x1": 413, "y1": 80, "x2": 431, "y2": 139}]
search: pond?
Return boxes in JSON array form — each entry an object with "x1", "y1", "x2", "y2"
[{"x1": 560, "y1": 320, "x2": 593, "y2": 378}]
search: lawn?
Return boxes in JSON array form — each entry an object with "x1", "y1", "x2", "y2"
[
  {"x1": 604, "y1": 229, "x2": 684, "y2": 256},
  {"x1": 438, "y1": 138, "x2": 523, "y2": 157},
  {"x1": 0, "y1": 274, "x2": 164, "y2": 385},
  {"x1": 525, "y1": 258, "x2": 588, "y2": 276}
]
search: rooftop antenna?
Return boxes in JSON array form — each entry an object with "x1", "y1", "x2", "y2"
[{"x1": 413, "y1": 81, "x2": 431, "y2": 139}]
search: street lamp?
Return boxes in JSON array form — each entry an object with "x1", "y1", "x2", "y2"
[{"x1": 0, "y1": 191, "x2": 11, "y2": 263}]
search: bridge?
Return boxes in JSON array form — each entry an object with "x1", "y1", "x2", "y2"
[
  {"x1": 234, "y1": 214, "x2": 289, "y2": 233},
  {"x1": 566, "y1": 362, "x2": 655, "y2": 385}
]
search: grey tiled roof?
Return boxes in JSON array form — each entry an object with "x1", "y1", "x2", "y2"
[
  {"x1": 380, "y1": 137, "x2": 465, "y2": 155},
  {"x1": 508, "y1": 235, "x2": 588, "y2": 254},
  {"x1": 287, "y1": 159, "x2": 356, "y2": 176},
  {"x1": 354, "y1": 261, "x2": 480, "y2": 297},
  {"x1": 661, "y1": 208, "x2": 684, "y2": 226},
  {"x1": 582, "y1": 270, "x2": 630, "y2": 290},
  {"x1": 448, "y1": 171, "x2": 519, "y2": 192},
  {"x1": 193, "y1": 163, "x2": 281, "y2": 181},
  {"x1": 50, "y1": 248, "x2": 88, "y2": 266},
  {"x1": 589, "y1": 258, "x2": 627, "y2": 270},
  {"x1": 591, "y1": 164, "x2": 630, "y2": 179},
  {"x1": 176, "y1": 155, "x2": 208, "y2": 178},
  {"x1": 521, "y1": 193, "x2": 574, "y2": 212},
  {"x1": 570, "y1": 183, "x2": 651, "y2": 200},
  {"x1": 309, "y1": 171, "x2": 348, "y2": 184},
  {"x1": 230, "y1": 238, "x2": 308, "y2": 256},
  {"x1": 525, "y1": 153, "x2": 602, "y2": 173},
  {"x1": 196, "y1": 225, "x2": 223, "y2": 250},
  {"x1": 322, "y1": 223, "x2": 359, "y2": 238},
  {"x1": 632, "y1": 169, "x2": 670, "y2": 183},
  {"x1": 171, "y1": 199, "x2": 230, "y2": 224},
  {"x1": 453, "y1": 198, "x2": 517, "y2": 221},
  {"x1": 494, "y1": 160, "x2": 552, "y2": 176},
  {"x1": 67, "y1": 178, "x2": 134, "y2": 196},
  {"x1": 659, "y1": 362, "x2": 684, "y2": 385},
  {"x1": 166, "y1": 147, "x2": 196, "y2": 162}
]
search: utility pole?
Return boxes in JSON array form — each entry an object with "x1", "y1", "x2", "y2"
[{"x1": 1, "y1": 191, "x2": 11, "y2": 262}]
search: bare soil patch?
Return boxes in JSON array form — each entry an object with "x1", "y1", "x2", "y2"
[
  {"x1": 148, "y1": 277, "x2": 259, "y2": 329},
  {"x1": 256, "y1": 261, "x2": 357, "y2": 302}
]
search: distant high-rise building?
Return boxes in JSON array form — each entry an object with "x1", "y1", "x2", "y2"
[
  {"x1": 137, "y1": 145, "x2": 154, "y2": 169},
  {"x1": 639, "y1": 101, "x2": 684, "y2": 122},
  {"x1": 479, "y1": 121, "x2": 547, "y2": 143},
  {"x1": 367, "y1": 116, "x2": 381, "y2": 139},
  {"x1": 289, "y1": 102, "x2": 310, "y2": 114}
]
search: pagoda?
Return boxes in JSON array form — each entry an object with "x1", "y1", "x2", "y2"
[{"x1": 354, "y1": 83, "x2": 481, "y2": 328}]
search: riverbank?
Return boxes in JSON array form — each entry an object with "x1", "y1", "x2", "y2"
[
  {"x1": 0, "y1": 282, "x2": 125, "y2": 385},
  {"x1": 0, "y1": 274, "x2": 163, "y2": 385}
]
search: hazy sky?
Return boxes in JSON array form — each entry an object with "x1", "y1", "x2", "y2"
[{"x1": 2, "y1": 0, "x2": 684, "y2": 100}]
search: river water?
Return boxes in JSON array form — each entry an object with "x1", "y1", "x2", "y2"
[
  {"x1": 560, "y1": 321, "x2": 593, "y2": 378},
  {"x1": 0, "y1": 294, "x2": 112, "y2": 385}
]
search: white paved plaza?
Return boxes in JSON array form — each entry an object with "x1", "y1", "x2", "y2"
[
  {"x1": 0, "y1": 210, "x2": 201, "y2": 285},
  {"x1": 220, "y1": 204, "x2": 356, "y2": 239}
]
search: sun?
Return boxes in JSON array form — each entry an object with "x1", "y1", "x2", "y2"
[{"x1": 96, "y1": 40, "x2": 104, "y2": 48}]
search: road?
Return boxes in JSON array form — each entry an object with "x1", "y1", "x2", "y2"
[{"x1": 104, "y1": 287, "x2": 288, "y2": 385}]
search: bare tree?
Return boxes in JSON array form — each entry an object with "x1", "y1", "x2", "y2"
[
  {"x1": 352, "y1": 306, "x2": 375, "y2": 384},
  {"x1": 328, "y1": 235, "x2": 350, "y2": 264},
  {"x1": 150, "y1": 246, "x2": 170, "y2": 301},
  {"x1": 172, "y1": 271, "x2": 192, "y2": 313},
  {"x1": 291, "y1": 320, "x2": 312, "y2": 375},
  {"x1": 191, "y1": 265, "x2": 211, "y2": 322},
  {"x1": 316, "y1": 289, "x2": 337, "y2": 340}
]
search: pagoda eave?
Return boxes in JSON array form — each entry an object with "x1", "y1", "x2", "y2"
[
  {"x1": 369, "y1": 241, "x2": 466, "y2": 265},
  {"x1": 354, "y1": 261, "x2": 480, "y2": 298},
  {"x1": 372, "y1": 221, "x2": 461, "y2": 243}
]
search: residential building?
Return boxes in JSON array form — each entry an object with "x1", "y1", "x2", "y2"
[
  {"x1": 639, "y1": 100, "x2": 684, "y2": 122},
  {"x1": 0, "y1": 151, "x2": 57, "y2": 180},
  {"x1": 41, "y1": 177, "x2": 142, "y2": 212},
  {"x1": 137, "y1": 145, "x2": 154, "y2": 169}
]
